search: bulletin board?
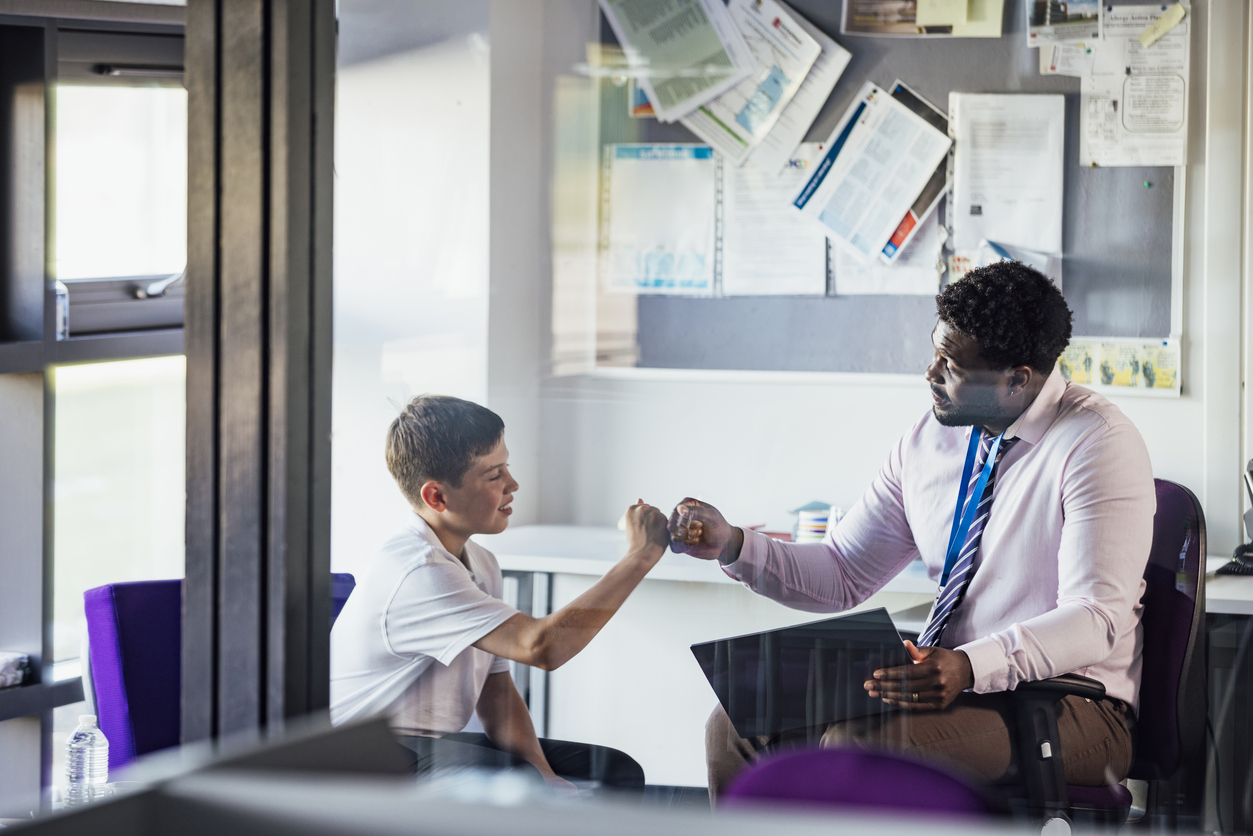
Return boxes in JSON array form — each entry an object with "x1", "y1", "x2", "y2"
[{"x1": 596, "y1": 0, "x2": 1181, "y2": 374}]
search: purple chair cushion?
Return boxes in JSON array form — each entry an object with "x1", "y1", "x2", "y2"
[
  {"x1": 84, "y1": 580, "x2": 183, "y2": 772},
  {"x1": 723, "y1": 747, "x2": 998, "y2": 818},
  {"x1": 331, "y1": 573, "x2": 356, "y2": 627}
]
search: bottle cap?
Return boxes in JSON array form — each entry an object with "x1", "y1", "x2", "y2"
[{"x1": 79, "y1": 714, "x2": 96, "y2": 725}]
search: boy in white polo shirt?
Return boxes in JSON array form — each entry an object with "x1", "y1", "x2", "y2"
[{"x1": 330, "y1": 395, "x2": 668, "y2": 787}]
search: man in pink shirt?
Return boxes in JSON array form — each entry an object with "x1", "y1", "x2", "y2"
[{"x1": 671, "y1": 262, "x2": 1154, "y2": 798}]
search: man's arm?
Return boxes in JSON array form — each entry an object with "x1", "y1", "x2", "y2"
[
  {"x1": 473, "y1": 502, "x2": 668, "y2": 671},
  {"x1": 475, "y1": 671, "x2": 564, "y2": 784},
  {"x1": 668, "y1": 432, "x2": 922, "y2": 613}
]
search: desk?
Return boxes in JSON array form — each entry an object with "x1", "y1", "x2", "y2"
[{"x1": 474, "y1": 526, "x2": 1253, "y2": 789}]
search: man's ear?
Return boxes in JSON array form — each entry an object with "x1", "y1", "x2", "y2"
[
  {"x1": 1008, "y1": 365, "x2": 1033, "y2": 393},
  {"x1": 419, "y1": 481, "x2": 448, "y2": 512}
]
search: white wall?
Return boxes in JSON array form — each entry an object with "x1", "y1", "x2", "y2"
[{"x1": 332, "y1": 33, "x2": 492, "y2": 576}]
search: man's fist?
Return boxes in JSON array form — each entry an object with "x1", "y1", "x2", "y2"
[{"x1": 667, "y1": 498, "x2": 742, "y2": 564}]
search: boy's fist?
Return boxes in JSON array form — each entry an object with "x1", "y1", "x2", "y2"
[{"x1": 625, "y1": 500, "x2": 670, "y2": 554}]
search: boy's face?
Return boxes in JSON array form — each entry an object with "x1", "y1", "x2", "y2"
[{"x1": 438, "y1": 438, "x2": 518, "y2": 536}]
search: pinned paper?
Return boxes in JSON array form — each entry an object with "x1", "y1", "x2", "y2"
[
  {"x1": 916, "y1": 0, "x2": 967, "y2": 26},
  {"x1": 1138, "y1": 2, "x2": 1186, "y2": 48}
]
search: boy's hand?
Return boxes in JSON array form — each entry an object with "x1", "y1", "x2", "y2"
[
  {"x1": 667, "y1": 498, "x2": 741, "y2": 564},
  {"x1": 624, "y1": 500, "x2": 669, "y2": 558}
]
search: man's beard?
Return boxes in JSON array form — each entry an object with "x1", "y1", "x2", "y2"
[{"x1": 931, "y1": 386, "x2": 1013, "y2": 428}]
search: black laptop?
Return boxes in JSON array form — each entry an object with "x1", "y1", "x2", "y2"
[{"x1": 690, "y1": 608, "x2": 911, "y2": 739}]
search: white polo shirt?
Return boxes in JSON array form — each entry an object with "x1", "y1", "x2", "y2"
[{"x1": 329, "y1": 513, "x2": 518, "y2": 733}]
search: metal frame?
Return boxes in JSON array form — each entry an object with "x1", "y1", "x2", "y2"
[
  {"x1": 0, "y1": 1, "x2": 186, "y2": 815},
  {"x1": 182, "y1": 0, "x2": 335, "y2": 742}
]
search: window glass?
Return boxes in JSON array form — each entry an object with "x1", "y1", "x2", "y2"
[
  {"x1": 54, "y1": 85, "x2": 187, "y2": 280},
  {"x1": 52, "y1": 356, "x2": 186, "y2": 662}
]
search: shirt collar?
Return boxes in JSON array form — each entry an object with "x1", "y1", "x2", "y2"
[
  {"x1": 407, "y1": 512, "x2": 477, "y2": 575},
  {"x1": 1002, "y1": 368, "x2": 1066, "y2": 445},
  {"x1": 958, "y1": 368, "x2": 1065, "y2": 445}
]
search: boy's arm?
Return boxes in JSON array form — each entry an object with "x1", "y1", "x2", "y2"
[
  {"x1": 473, "y1": 502, "x2": 668, "y2": 671},
  {"x1": 475, "y1": 672, "x2": 564, "y2": 783}
]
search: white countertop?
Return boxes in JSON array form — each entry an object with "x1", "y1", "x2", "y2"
[{"x1": 474, "y1": 526, "x2": 1253, "y2": 614}]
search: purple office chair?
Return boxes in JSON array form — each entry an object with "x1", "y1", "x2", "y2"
[
  {"x1": 723, "y1": 747, "x2": 1003, "y2": 819},
  {"x1": 84, "y1": 573, "x2": 356, "y2": 771},
  {"x1": 1005, "y1": 478, "x2": 1207, "y2": 825}
]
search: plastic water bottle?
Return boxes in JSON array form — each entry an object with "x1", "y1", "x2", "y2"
[{"x1": 65, "y1": 714, "x2": 109, "y2": 805}]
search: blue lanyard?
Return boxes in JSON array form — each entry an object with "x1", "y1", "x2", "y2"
[{"x1": 941, "y1": 430, "x2": 1005, "y2": 586}]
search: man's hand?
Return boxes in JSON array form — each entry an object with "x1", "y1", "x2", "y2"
[
  {"x1": 863, "y1": 641, "x2": 974, "y2": 710},
  {"x1": 624, "y1": 500, "x2": 669, "y2": 558},
  {"x1": 666, "y1": 498, "x2": 742, "y2": 564}
]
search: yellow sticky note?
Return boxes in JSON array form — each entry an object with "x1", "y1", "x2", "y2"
[
  {"x1": 1099, "y1": 344, "x2": 1143, "y2": 387},
  {"x1": 1141, "y1": 342, "x2": 1179, "y2": 389},
  {"x1": 1058, "y1": 343, "x2": 1096, "y2": 385},
  {"x1": 917, "y1": 0, "x2": 967, "y2": 26},
  {"x1": 1139, "y1": 3, "x2": 1186, "y2": 48}
]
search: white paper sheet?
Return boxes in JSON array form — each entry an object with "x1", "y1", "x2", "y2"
[
  {"x1": 1079, "y1": 3, "x2": 1189, "y2": 167},
  {"x1": 792, "y1": 82, "x2": 952, "y2": 264},
  {"x1": 602, "y1": 144, "x2": 717, "y2": 295},
  {"x1": 722, "y1": 142, "x2": 828, "y2": 296},
  {"x1": 1040, "y1": 42, "x2": 1095, "y2": 77},
  {"x1": 950, "y1": 93, "x2": 1065, "y2": 254},
  {"x1": 745, "y1": 2, "x2": 851, "y2": 174},
  {"x1": 598, "y1": 0, "x2": 754, "y2": 124},
  {"x1": 841, "y1": 0, "x2": 1003, "y2": 37},
  {"x1": 681, "y1": 0, "x2": 820, "y2": 164},
  {"x1": 833, "y1": 210, "x2": 941, "y2": 295},
  {"x1": 1026, "y1": 0, "x2": 1100, "y2": 46}
]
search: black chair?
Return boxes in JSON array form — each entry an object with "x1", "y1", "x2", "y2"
[{"x1": 1006, "y1": 479, "x2": 1207, "y2": 827}]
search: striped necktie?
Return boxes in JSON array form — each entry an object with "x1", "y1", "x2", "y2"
[{"x1": 917, "y1": 430, "x2": 1018, "y2": 648}]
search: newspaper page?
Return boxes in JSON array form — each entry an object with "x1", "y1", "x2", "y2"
[
  {"x1": 1080, "y1": 3, "x2": 1189, "y2": 167},
  {"x1": 602, "y1": 145, "x2": 717, "y2": 295},
  {"x1": 791, "y1": 82, "x2": 951, "y2": 263},
  {"x1": 599, "y1": 0, "x2": 754, "y2": 123},
  {"x1": 723, "y1": 143, "x2": 828, "y2": 295},
  {"x1": 833, "y1": 209, "x2": 941, "y2": 295},
  {"x1": 745, "y1": 2, "x2": 851, "y2": 174},
  {"x1": 950, "y1": 93, "x2": 1065, "y2": 254},
  {"x1": 681, "y1": 0, "x2": 820, "y2": 165},
  {"x1": 1027, "y1": 0, "x2": 1100, "y2": 47}
]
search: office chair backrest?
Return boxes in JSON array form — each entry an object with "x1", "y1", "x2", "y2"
[
  {"x1": 722, "y1": 747, "x2": 1001, "y2": 817},
  {"x1": 84, "y1": 573, "x2": 356, "y2": 771},
  {"x1": 84, "y1": 579, "x2": 183, "y2": 772},
  {"x1": 1129, "y1": 479, "x2": 1206, "y2": 781}
]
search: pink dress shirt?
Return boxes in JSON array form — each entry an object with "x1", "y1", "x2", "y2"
[{"x1": 725, "y1": 370, "x2": 1156, "y2": 711}]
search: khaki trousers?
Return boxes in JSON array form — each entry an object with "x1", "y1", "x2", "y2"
[{"x1": 705, "y1": 692, "x2": 1134, "y2": 802}]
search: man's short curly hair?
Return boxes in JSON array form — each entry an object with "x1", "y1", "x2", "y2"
[{"x1": 936, "y1": 261, "x2": 1073, "y2": 371}]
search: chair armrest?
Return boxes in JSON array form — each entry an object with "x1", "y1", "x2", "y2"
[{"x1": 1012, "y1": 673, "x2": 1106, "y2": 703}]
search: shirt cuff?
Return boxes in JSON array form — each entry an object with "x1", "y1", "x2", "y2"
[
  {"x1": 956, "y1": 635, "x2": 1010, "y2": 694},
  {"x1": 720, "y1": 528, "x2": 767, "y2": 584}
]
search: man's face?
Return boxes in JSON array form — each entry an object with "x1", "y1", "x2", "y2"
[
  {"x1": 437, "y1": 438, "x2": 518, "y2": 537},
  {"x1": 924, "y1": 320, "x2": 1016, "y2": 429}
]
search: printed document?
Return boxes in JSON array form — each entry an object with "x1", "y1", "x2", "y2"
[
  {"x1": 842, "y1": 0, "x2": 1004, "y2": 37},
  {"x1": 682, "y1": 0, "x2": 820, "y2": 164},
  {"x1": 1079, "y1": 3, "x2": 1189, "y2": 167},
  {"x1": 950, "y1": 93, "x2": 1065, "y2": 254},
  {"x1": 599, "y1": 0, "x2": 753, "y2": 123},
  {"x1": 881, "y1": 81, "x2": 949, "y2": 264},
  {"x1": 602, "y1": 145, "x2": 717, "y2": 295},
  {"x1": 1040, "y1": 43, "x2": 1095, "y2": 77},
  {"x1": 1026, "y1": 0, "x2": 1100, "y2": 47},
  {"x1": 833, "y1": 209, "x2": 941, "y2": 295},
  {"x1": 723, "y1": 143, "x2": 827, "y2": 296},
  {"x1": 792, "y1": 82, "x2": 952, "y2": 264},
  {"x1": 745, "y1": 2, "x2": 851, "y2": 174}
]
